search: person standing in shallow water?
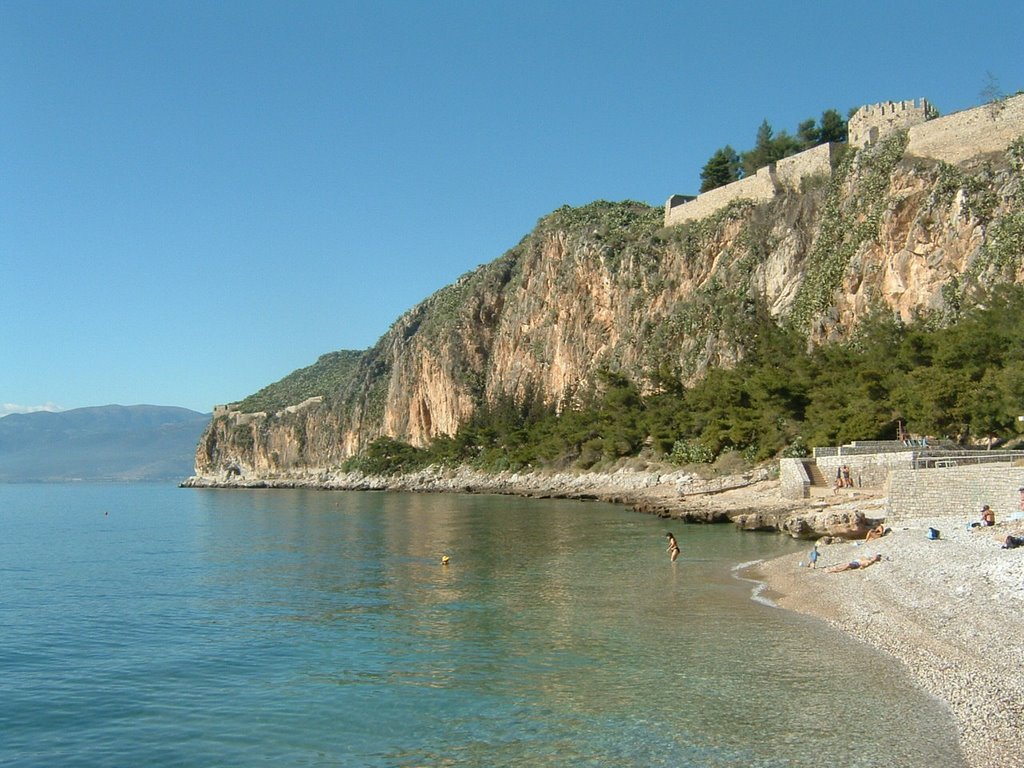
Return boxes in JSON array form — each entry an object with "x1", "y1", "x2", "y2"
[{"x1": 666, "y1": 532, "x2": 680, "y2": 562}]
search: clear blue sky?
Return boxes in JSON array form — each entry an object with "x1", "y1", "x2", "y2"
[{"x1": 3, "y1": 0, "x2": 1022, "y2": 416}]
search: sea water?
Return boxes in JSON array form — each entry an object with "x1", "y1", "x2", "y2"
[{"x1": 0, "y1": 483, "x2": 965, "y2": 767}]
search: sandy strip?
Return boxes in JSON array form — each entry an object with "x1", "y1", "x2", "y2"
[{"x1": 755, "y1": 518, "x2": 1024, "y2": 768}]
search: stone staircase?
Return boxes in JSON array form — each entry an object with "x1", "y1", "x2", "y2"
[{"x1": 803, "y1": 459, "x2": 831, "y2": 496}]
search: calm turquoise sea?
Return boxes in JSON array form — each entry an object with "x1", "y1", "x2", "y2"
[{"x1": 1, "y1": 483, "x2": 964, "y2": 767}]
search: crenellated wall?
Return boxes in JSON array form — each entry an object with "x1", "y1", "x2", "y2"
[
  {"x1": 665, "y1": 94, "x2": 1024, "y2": 228},
  {"x1": 848, "y1": 98, "x2": 931, "y2": 149}
]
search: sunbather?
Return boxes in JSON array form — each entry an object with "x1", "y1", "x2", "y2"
[
  {"x1": 826, "y1": 553, "x2": 882, "y2": 573},
  {"x1": 864, "y1": 524, "x2": 887, "y2": 541}
]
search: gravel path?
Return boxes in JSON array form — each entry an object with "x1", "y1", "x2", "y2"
[{"x1": 756, "y1": 517, "x2": 1024, "y2": 768}]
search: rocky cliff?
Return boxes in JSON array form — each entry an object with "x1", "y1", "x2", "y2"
[{"x1": 191, "y1": 129, "x2": 1024, "y2": 482}]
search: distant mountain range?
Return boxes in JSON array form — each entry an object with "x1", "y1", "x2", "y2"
[{"x1": 0, "y1": 405, "x2": 210, "y2": 482}]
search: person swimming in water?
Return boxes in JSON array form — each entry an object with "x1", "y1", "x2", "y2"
[{"x1": 666, "y1": 532, "x2": 680, "y2": 562}]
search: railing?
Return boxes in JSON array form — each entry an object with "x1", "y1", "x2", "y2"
[{"x1": 911, "y1": 451, "x2": 1024, "y2": 470}]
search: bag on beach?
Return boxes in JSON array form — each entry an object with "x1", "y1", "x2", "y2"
[{"x1": 927, "y1": 527, "x2": 940, "y2": 540}]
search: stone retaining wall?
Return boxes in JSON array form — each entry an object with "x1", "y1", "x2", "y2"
[
  {"x1": 779, "y1": 457, "x2": 811, "y2": 499},
  {"x1": 887, "y1": 464, "x2": 1024, "y2": 522},
  {"x1": 780, "y1": 452, "x2": 908, "y2": 498},
  {"x1": 816, "y1": 452, "x2": 915, "y2": 491}
]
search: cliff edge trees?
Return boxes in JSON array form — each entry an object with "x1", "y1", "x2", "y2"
[
  {"x1": 344, "y1": 285, "x2": 1024, "y2": 475},
  {"x1": 699, "y1": 109, "x2": 849, "y2": 193}
]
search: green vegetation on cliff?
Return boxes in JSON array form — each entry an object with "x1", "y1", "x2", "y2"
[
  {"x1": 789, "y1": 131, "x2": 909, "y2": 331},
  {"x1": 216, "y1": 130, "x2": 1024, "y2": 479},
  {"x1": 345, "y1": 285, "x2": 1024, "y2": 474},
  {"x1": 236, "y1": 350, "x2": 364, "y2": 413}
]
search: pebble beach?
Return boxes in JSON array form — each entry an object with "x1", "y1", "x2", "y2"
[{"x1": 755, "y1": 516, "x2": 1024, "y2": 768}]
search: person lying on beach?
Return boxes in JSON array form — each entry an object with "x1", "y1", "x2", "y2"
[
  {"x1": 1000, "y1": 534, "x2": 1023, "y2": 550},
  {"x1": 864, "y1": 524, "x2": 887, "y2": 541},
  {"x1": 826, "y1": 553, "x2": 882, "y2": 573}
]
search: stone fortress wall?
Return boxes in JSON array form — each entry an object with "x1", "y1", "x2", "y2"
[
  {"x1": 665, "y1": 163, "x2": 778, "y2": 226},
  {"x1": 664, "y1": 143, "x2": 836, "y2": 226},
  {"x1": 847, "y1": 98, "x2": 931, "y2": 148},
  {"x1": 665, "y1": 93, "x2": 1024, "y2": 227},
  {"x1": 906, "y1": 92, "x2": 1024, "y2": 164}
]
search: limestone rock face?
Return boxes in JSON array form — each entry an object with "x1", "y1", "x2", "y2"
[
  {"x1": 781, "y1": 510, "x2": 873, "y2": 540},
  {"x1": 193, "y1": 135, "x2": 1024, "y2": 479},
  {"x1": 732, "y1": 508, "x2": 874, "y2": 539}
]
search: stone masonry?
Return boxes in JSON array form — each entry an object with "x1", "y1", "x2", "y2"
[
  {"x1": 780, "y1": 448, "x2": 915, "y2": 499},
  {"x1": 665, "y1": 94, "x2": 1024, "y2": 227},
  {"x1": 848, "y1": 98, "x2": 931, "y2": 149},
  {"x1": 906, "y1": 92, "x2": 1024, "y2": 164},
  {"x1": 665, "y1": 142, "x2": 836, "y2": 226},
  {"x1": 887, "y1": 464, "x2": 1024, "y2": 522}
]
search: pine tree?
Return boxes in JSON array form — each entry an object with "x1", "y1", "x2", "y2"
[
  {"x1": 699, "y1": 145, "x2": 741, "y2": 192},
  {"x1": 818, "y1": 109, "x2": 847, "y2": 143}
]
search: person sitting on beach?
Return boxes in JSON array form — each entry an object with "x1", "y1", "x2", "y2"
[
  {"x1": 864, "y1": 524, "x2": 887, "y2": 541},
  {"x1": 971, "y1": 505, "x2": 996, "y2": 528},
  {"x1": 826, "y1": 553, "x2": 882, "y2": 573}
]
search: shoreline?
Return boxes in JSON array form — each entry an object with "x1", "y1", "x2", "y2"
[
  {"x1": 182, "y1": 463, "x2": 884, "y2": 533},
  {"x1": 186, "y1": 465, "x2": 1023, "y2": 766},
  {"x1": 754, "y1": 518, "x2": 1024, "y2": 768}
]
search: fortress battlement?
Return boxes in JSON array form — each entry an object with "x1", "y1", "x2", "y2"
[
  {"x1": 848, "y1": 98, "x2": 931, "y2": 149},
  {"x1": 665, "y1": 94, "x2": 1024, "y2": 227}
]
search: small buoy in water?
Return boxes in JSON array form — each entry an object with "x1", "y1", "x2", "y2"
[{"x1": 441, "y1": 555, "x2": 450, "y2": 566}]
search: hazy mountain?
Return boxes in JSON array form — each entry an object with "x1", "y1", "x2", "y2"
[{"x1": 0, "y1": 405, "x2": 210, "y2": 482}]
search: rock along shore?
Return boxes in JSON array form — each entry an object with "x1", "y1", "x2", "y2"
[{"x1": 181, "y1": 464, "x2": 884, "y2": 537}]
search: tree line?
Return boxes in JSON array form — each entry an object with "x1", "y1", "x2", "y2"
[
  {"x1": 699, "y1": 109, "x2": 849, "y2": 192},
  {"x1": 343, "y1": 285, "x2": 1024, "y2": 475}
]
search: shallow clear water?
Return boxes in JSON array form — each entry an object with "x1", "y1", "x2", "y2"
[{"x1": 0, "y1": 484, "x2": 964, "y2": 766}]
